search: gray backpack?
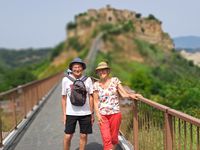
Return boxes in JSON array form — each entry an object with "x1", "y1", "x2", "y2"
[{"x1": 66, "y1": 74, "x2": 88, "y2": 106}]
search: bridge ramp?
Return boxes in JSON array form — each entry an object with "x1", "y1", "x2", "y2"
[{"x1": 12, "y1": 83, "x2": 122, "y2": 150}]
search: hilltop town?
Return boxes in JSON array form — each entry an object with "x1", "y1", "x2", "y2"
[{"x1": 66, "y1": 5, "x2": 174, "y2": 51}]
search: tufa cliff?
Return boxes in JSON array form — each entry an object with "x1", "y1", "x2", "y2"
[{"x1": 66, "y1": 5, "x2": 174, "y2": 54}]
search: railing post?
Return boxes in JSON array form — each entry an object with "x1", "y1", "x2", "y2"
[
  {"x1": 0, "y1": 108, "x2": 3, "y2": 148},
  {"x1": 133, "y1": 100, "x2": 139, "y2": 150},
  {"x1": 11, "y1": 95, "x2": 18, "y2": 129},
  {"x1": 36, "y1": 83, "x2": 39, "y2": 105},
  {"x1": 165, "y1": 110, "x2": 173, "y2": 150},
  {"x1": 23, "y1": 91, "x2": 27, "y2": 118},
  {"x1": 197, "y1": 127, "x2": 199, "y2": 150}
]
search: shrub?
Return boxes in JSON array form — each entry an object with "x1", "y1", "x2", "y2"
[
  {"x1": 147, "y1": 14, "x2": 159, "y2": 22},
  {"x1": 2, "y1": 68, "x2": 37, "y2": 91},
  {"x1": 50, "y1": 42, "x2": 64, "y2": 60},
  {"x1": 122, "y1": 20, "x2": 135, "y2": 32},
  {"x1": 77, "y1": 12, "x2": 87, "y2": 17},
  {"x1": 68, "y1": 37, "x2": 83, "y2": 52},
  {"x1": 136, "y1": 13, "x2": 141, "y2": 18},
  {"x1": 141, "y1": 27, "x2": 145, "y2": 33},
  {"x1": 67, "y1": 22, "x2": 77, "y2": 30},
  {"x1": 100, "y1": 23, "x2": 114, "y2": 31},
  {"x1": 80, "y1": 19, "x2": 92, "y2": 26},
  {"x1": 188, "y1": 60, "x2": 194, "y2": 67}
]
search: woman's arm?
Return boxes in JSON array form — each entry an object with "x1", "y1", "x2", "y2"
[
  {"x1": 93, "y1": 91, "x2": 103, "y2": 124},
  {"x1": 118, "y1": 84, "x2": 130, "y2": 98},
  {"x1": 93, "y1": 91, "x2": 100, "y2": 116},
  {"x1": 118, "y1": 84, "x2": 142, "y2": 100}
]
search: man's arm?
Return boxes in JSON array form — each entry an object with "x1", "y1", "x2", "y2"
[
  {"x1": 61, "y1": 95, "x2": 67, "y2": 124},
  {"x1": 89, "y1": 94, "x2": 94, "y2": 113},
  {"x1": 88, "y1": 77, "x2": 94, "y2": 114},
  {"x1": 89, "y1": 94, "x2": 95, "y2": 125}
]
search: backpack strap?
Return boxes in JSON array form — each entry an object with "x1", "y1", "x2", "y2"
[
  {"x1": 66, "y1": 74, "x2": 76, "y2": 82},
  {"x1": 80, "y1": 76, "x2": 88, "y2": 82},
  {"x1": 66, "y1": 74, "x2": 88, "y2": 82}
]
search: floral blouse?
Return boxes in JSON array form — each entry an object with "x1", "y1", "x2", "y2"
[{"x1": 93, "y1": 77, "x2": 121, "y2": 115}]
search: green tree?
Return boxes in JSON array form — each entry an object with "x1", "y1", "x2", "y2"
[{"x1": 2, "y1": 68, "x2": 36, "y2": 91}]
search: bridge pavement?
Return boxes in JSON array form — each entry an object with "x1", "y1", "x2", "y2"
[{"x1": 11, "y1": 83, "x2": 122, "y2": 150}]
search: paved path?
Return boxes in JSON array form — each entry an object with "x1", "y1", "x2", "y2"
[
  {"x1": 11, "y1": 83, "x2": 122, "y2": 150},
  {"x1": 85, "y1": 32, "x2": 104, "y2": 74}
]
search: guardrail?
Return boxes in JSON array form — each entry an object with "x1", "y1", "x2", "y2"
[
  {"x1": 120, "y1": 96, "x2": 200, "y2": 150},
  {"x1": 0, "y1": 72, "x2": 63, "y2": 147}
]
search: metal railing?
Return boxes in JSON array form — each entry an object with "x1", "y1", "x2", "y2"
[
  {"x1": 120, "y1": 96, "x2": 200, "y2": 150},
  {"x1": 0, "y1": 72, "x2": 63, "y2": 147}
]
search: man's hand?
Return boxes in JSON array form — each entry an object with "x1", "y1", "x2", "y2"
[{"x1": 63, "y1": 115, "x2": 66, "y2": 125}]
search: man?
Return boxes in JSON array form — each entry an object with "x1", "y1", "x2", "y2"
[{"x1": 61, "y1": 57, "x2": 94, "y2": 150}]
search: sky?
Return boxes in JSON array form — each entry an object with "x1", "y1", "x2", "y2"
[{"x1": 0, "y1": 0, "x2": 200, "y2": 49}]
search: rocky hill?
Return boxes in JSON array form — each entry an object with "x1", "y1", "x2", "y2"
[
  {"x1": 60, "y1": 6, "x2": 200, "y2": 118},
  {"x1": 66, "y1": 5, "x2": 174, "y2": 54}
]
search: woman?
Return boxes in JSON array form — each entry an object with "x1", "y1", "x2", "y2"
[{"x1": 93, "y1": 61, "x2": 142, "y2": 150}]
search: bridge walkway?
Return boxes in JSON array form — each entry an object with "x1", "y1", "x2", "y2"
[{"x1": 11, "y1": 83, "x2": 122, "y2": 150}]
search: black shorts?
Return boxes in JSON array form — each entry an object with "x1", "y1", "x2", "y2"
[{"x1": 64, "y1": 114, "x2": 92, "y2": 134}]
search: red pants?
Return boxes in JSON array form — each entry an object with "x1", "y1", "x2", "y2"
[{"x1": 99, "y1": 113, "x2": 122, "y2": 150}]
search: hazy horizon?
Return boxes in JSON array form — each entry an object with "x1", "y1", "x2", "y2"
[{"x1": 0, "y1": 0, "x2": 200, "y2": 49}]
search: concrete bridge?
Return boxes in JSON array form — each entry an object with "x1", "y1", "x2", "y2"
[
  {"x1": 0, "y1": 75, "x2": 126, "y2": 150},
  {"x1": 1, "y1": 72, "x2": 200, "y2": 150},
  {"x1": 8, "y1": 83, "x2": 121, "y2": 150},
  {"x1": 1, "y1": 33, "x2": 200, "y2": 150}
]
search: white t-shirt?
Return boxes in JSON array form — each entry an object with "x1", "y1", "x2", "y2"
[{"x1": 61, "y1": 75, "x2": 93, "y2": 116}]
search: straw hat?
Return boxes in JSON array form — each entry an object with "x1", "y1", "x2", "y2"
[{"x1": 95, "y1": 61, "x2": 110, "y2": 71}]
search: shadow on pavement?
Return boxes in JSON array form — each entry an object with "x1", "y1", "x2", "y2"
[
  {"x1": 75, "y1": 142, "x2": 102, "y2": 150},
  {"x1": 75, "y1": 142, "x2": 122, "y2": 150}
]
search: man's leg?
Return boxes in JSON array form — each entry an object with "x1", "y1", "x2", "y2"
[
  {"x1": 64, "y1": 115, "x2": 77, "y2": 150},
  {"x1": 79, "y1": 133, "x2": 87, "y2": 150},
  {"x1": 64, "y1": 134, "x2": 73, "y2": 150},
  {"x1": 79, "y1": 115, "x2": 92, "y2": 150}
]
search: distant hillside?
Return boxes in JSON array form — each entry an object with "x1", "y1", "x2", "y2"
[
  {"x1": 0, "y1": 48, "x2": 51, "y2": 68},
  {"x1": 173, "y1": 36, "x2": 200, "y2": 49},
  {"x1": 0, "y1": 48, "x2": 52, "y2": 92}
]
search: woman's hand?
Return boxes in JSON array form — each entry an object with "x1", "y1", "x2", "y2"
[
  {"x1": 96, "y1": 113, "x2": 104, "y2": 125},
  {"x1": 91, "y1": 113, "x2": 95, "y2": 125},
  {"x1": 129, "y1": 93, "x2": 143, "y2": 100}
]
